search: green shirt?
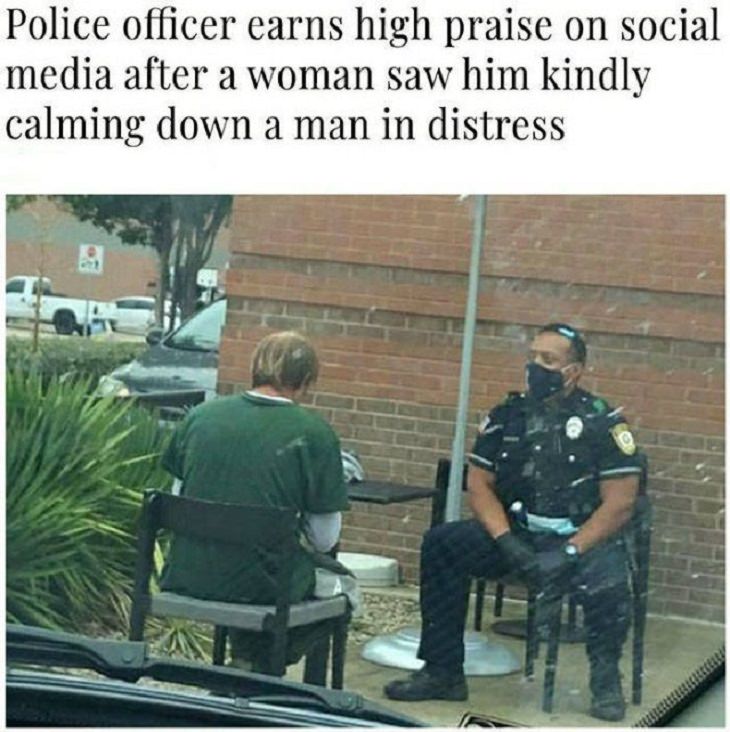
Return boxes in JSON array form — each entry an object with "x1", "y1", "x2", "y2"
[{"x1": 159, "y1": 392, "x2": 348, "y2": 604}]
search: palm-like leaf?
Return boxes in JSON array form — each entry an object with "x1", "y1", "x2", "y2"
[{"x1": 6, "y1": 369, "x2": 171, "y2": 631}]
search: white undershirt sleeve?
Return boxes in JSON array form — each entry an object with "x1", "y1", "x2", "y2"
[{"x1": 303, "y1": 512, "x2": 342, "y2": 553}]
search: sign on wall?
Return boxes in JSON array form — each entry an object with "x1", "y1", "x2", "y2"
[
  {"x1": 196, "y1": 268, "x2": 218, "y2": 288},
  {"x1": 78, "y1": 244, "x2": 104, "y2": 275}
]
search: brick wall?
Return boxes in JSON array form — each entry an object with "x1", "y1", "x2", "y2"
[
  {"x1": 6, "y1": 200, "x2": 159, "y2": 301},
  {"x1": 221, "y1": 195, "x2": 725, "y2": 623},
  {"x1": 6, "y1": 198, "x2": 232, "y2": 301},
  {"x1": 6, "y1": 240, "x2": 159, "y2": 301}
]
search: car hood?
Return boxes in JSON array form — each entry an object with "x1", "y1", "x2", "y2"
[
  {"x1": 7, "y1": 626, "x2": 424, "y2": 728},
  {"x1": 111, "y1": 342, "x2": 218, "y2": 396}
]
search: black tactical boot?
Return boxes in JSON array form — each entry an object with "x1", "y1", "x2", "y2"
[
  {"x1": 589, "y1": 660, "x2": 626, "y2": 722},
  {"x1": 384, "y1": 667, "x2": 468, "y2": 702}
]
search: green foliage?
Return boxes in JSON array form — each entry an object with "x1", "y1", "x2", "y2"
[
  {"x1": 60, "y1": 195, "x2": 169, "y2": 248},
  {"x1": 6, "y1": 369, "x2": 170, "y2": 631},
  {"x1": 6, "y1": 337, "x2": 145, "y2": 388},
  {"x1": 6, "y1": 194, "x2": 37, "y2": 212},
  {"x1": 150, "y1": 619, "x2": 213, "y2": 661},
  {"x1": 6, "y1": 366, "x2": 219, "y2": 661}
]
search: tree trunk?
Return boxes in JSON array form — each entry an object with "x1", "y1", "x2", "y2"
[
  {"x1": 31, "y1": 276, "x2": 42, "y2": 352},
  {"x1": 171, "y1": 228, "x2": 199, "y2": 321},
  {"x1": 181, "y1": 260, "x2": 199, "y2": 320},
  {"x1": 154, "y1": 199, "x2": 174, "y2": 329},
  {"x1": 167, "y1": 196, "x2": 232, "y2": 322},
  {"x1": 158, "y1": 247, "x2": 170, "y2": 328}
]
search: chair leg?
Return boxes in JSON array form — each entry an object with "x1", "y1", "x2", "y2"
[
  {"x1": 525, "y1": 591, "x2": 538, "y2": 678},
  {"x1": 269, "y1": 630, "x2": 288, "y2": 678},
  {"x1": 212, "y1": 626, "x2": 228, "y2": 666},
  {"x1": 567, "y1": 594, "x2": 578, "y2": 632},
  {"x1": 494, "y1": 581, "x2": 505, "y2": 618},
  {"x1": 632, "y1": 593, "x2": 648, "y2": 705},
  {"x1": 331, "y1": 617, "x2": 349, "y2": 690},
  {"x1": 129, "y1": 613, "x2": 144, "y2": 642},
  {"x1": 128, "y1": 597, "x2": 148, "y2": 641},
  {"x1": 542, "y1": 599, "x2": 563, "y2": 714},
  {"x1": 474, "y1": 578, "x2": 487, "y2": 631},
  {"x1": 303, "y1": 636, "x2": 330, "y2": 687}
]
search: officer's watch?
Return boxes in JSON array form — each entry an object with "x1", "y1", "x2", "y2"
[{"x1": 563, "y1": 543, "x2": 579, "y2": 560}]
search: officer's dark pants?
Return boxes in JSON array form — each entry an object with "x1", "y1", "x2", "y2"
[{"x1": 417, "y1": 519, "x2": 631, "y2": 677}]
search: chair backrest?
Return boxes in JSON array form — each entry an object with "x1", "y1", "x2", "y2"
[
  {"x1": 132, "y1": 490, "x2": 300, "y2": 613},
  {"x1": 636, "y1": 451, "x2": 649, "y2": 494},
  {"x1": 628, "y1": 453, "x2": 651, "y2": 532},
  {"x1": 627, "y1": 453, "x2": 652, "y2": 587},
  {"x1": 431, "y1": 458, "x2": 468, "y2": 526},
  {"x1": 143, "y1": 490, "x2": 298, "y2": 550}
]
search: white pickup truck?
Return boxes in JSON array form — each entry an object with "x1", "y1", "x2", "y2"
[{"x1": 5, "y1": 276, "x2": 117, "y2": 335}]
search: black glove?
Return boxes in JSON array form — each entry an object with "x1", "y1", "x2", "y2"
[
  {"x1": 496, "y1": 531, "x2": 538, "y2": 582},
  {"x1": 534, "y1": 545, "x2": 578, "y2": 595}
]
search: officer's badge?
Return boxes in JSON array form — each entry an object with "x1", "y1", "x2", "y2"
[
  {"x1": 565, "y1": 416, "x2": 583, "y2": 439},
  {"x1": 610, "y1": 424, "x2": 636, "y2": 455}
]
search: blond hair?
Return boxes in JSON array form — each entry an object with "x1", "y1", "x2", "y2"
[{"x1": 251, "y1": 331, "x2": 319, "y2": 391}]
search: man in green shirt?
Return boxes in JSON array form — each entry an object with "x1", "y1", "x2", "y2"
[{"x1": 160, "y1": 331, "x2": 349, "y2": 669}]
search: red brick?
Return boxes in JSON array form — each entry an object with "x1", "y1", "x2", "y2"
[{"x1": 222, "y1": 195, "x2": 725, "y2": 623}]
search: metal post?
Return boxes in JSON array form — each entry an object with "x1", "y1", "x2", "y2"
[
  {"x1": 445, "y1": 195, "x2": 487, "y2": 522},
  {"x1": 32, "y1": 275, "x2": 43, "y2": 353}
]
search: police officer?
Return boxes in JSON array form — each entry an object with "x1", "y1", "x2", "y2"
[{"x1": 384, "y1": 323, "x2": 642, "y2": 722}]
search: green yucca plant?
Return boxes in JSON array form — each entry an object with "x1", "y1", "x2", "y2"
[
  {"x1": 6, "y1": 368, "x2": 170, "y2": 631},
  {"x1": 150, "y1": 617, "x2": 213, "y2": 661}
]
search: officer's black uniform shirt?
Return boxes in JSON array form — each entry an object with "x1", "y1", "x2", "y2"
[{"x1": 468, "y1": 387, "x2": 642, "y2": 526}]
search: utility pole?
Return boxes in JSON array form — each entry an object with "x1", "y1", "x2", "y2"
[{"x1": 445, "y1": 195, "x2": 487, "y2": 522}]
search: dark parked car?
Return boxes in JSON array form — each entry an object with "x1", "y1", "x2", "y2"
[{"x1": 97, "y1": 298, "x2": 226, "y2": 401}]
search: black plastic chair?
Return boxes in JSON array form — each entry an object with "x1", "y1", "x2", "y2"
[
  {"x1": 537, "y1": 476, "x2": 652, "y2": 712},
  {"x1": 432, "y1": 455, "x2": 652, "y2": 713},
  {"x1": 129, "y1": 490, "x2": 350, "y2": 688},
  {"x1": 626, "y1": 457, "x2": 654, "y2": 707}
]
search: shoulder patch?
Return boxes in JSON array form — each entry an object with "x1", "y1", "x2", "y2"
[
  {"x1": 592, "y1": 398, "x2": 608, "y2": 414},
  {"x1": 504, "y1": 391, "x2": 525, "y2": 406},
  {"x1": 490, "y1": 391, "x2": 524, "y2": 413},
  {"x1": 610, "y1": 423, "x2": 636, "y2": 455},
  {"x1": 481, "y1": 392, "x2": 523, "y2": 433}
]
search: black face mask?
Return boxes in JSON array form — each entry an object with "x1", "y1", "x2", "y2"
[{"x1": 525, "y1": 362, "x2": 565, "y2": 401}]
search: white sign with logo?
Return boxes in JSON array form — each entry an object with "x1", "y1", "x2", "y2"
[
  {"x1": 196, "y1": 268, "x2": 218, "y2": 288},
  {"x1": 78, "y1": 244, "x2": 104, "y2": 275}
]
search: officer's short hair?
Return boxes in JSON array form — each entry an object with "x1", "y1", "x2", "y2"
[
  {"x1": 251, "y1": 331, "x2": 319, "y2": 391},
  {"x1": 539, "y1": 323, "x2": 587, "y2": 364}
]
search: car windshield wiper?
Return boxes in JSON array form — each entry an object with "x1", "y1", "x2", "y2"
[
  {"x1": 166, "y1": 337, "x2": 218, "y2": 352},
  {"x1": 7, "y1": 625, "x2": 422, "y2": 727}
]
